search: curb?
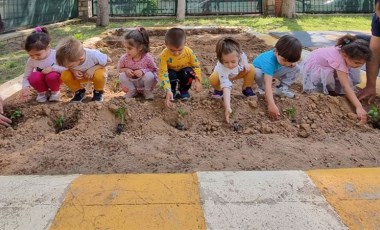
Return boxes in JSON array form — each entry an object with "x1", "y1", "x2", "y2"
[{"x1": 1, "y1": 168, "x2": 379, "y2": 229}]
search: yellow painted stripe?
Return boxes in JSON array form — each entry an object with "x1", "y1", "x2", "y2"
[
  {"x1": 307, "y1": 168, "x2": 380, "y2": 230},
  {"x1": 50, "y1": 174, "x2": 206, "y2": 230}
]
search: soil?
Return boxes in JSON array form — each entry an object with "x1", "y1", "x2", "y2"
[{"x1": 1, "y1": 27, "x2": 379, "y2": 175}]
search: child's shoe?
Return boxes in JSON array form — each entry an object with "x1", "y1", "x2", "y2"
[
  {"x1": 49, "y1": 91, "x2": 60, "y2": 102},
  {"x1": 70, "y1": 89, "x2": 86, "y2": 103},
  {"x1": 179, "y1": 91, "x2": 190, "y2": 101},
  {"x1": 125, "y1": 89, "x2": 137, "y2": 98},
  {"x1": 242, "y1": 87, "x2": 256, "y2": 97},
  {"x1": 92, "y1": 90, "x2": 104, "y2": 102},
  {"x1": 211, "y1": 90, "x2": 223, "y2": 99},
  {"x1": 36, "y1": 92, "x2": 47, "y2": 103},
  {"x1": 275, "y1": 85, "x2": 295, "y2": 98},
  {"x1": 144, "y1": 90, "x2": 154, "y2": 100}
]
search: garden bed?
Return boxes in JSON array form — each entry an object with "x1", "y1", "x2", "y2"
[{"x1": 0, "y1": 27, "x2": 379, "y2": 175}]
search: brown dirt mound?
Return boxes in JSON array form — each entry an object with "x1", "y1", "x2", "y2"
[{"x1": 1, "y1": 27, "x2": 379, "y2": 175}]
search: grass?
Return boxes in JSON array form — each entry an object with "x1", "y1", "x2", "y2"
[{"x1": 0, "y1": 15, "x2": 371, "y2": 84}]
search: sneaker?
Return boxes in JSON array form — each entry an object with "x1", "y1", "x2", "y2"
[
  {"x1": 242, "y1": 87, "x2": 256, "y2": 97},
  {"x1": 211, "y1": 90, "x2": 223, "y2": 99},
  {"x1": 124, "y1": 89, "x2": 137, "y2": 98},
  {"x1": 179, "y1": 91, "x2": 190, "y2": 101},
  {"x1": 257, "y1": 87, "x2": 265, "y2": 95},
  {"x1": 36, "y1": 92, "x2": 47, "y2": 103},
  {"x1": 144, "y1": 90, "x2": 154, "y2": 100},
  {"x1": 275, "y1": 85, "x2": 295, "y2": 98},
  {"x1": 92, "y1": 90, "x2": 104, "y2": 102},
  {"x1": 49, "y1": 91, "x2": 60, "y2": 102},
  {"x1": 70, "y1": 89, "x2": 86, "y2": 103}
]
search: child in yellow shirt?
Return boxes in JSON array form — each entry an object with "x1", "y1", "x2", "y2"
[{"x1": 158, "y1": 28, "x2": 202, "y2": 107}]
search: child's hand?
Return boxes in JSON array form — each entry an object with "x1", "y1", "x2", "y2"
[
  {"x1": 42, "y1": 67, "x2": 53, "y2": 74},
  {"x1": 124, "y1": 69, "x2": 135, "y2": 78},
  {"x1": 85, "y1": 65, "x2": 103, "y2": 79},
  {"x1": 120, "y1": 85, "x2": 128, "y2": 93},
  {"x1": 165, "y1": 91, "x2": 174, "y2": 108},
  {"x1": 243, "y1": 64, "x2": 251, "y2": 73},
  {"x1": 71, "y1": 69, "x2": 84, "y2": 79},
  {"x1": 356, "y1": 106, "x2": 367, "y2": 122},
  {"x1": 268, "y1": 103, "x2": 280, "y2": 120},
  {"x1": 192, "y1": 79, "x2": 202, "y2": 93},
  {"x1": 133, "y1": 70, "x2": 144, "y2": 78},
  {"x1": 20, "y1": 87, "x2": 31, "y2": 102},
  {"x1": 225, "y1": 107, "x2": 232, "y2": 123}
]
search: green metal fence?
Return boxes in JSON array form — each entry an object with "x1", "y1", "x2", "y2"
[
  {"x1": 186, "y1": 0, "x2": 262, "y2": 15},
  {"x1": 0, "y1": 0, "x2": 78, "y2": 33},
  {"x1": 296, "y1": 0, "x2": 374, "y2": 13},
  {"x1": 92, "y1": 0, "x2": 177, "y2": 17}
]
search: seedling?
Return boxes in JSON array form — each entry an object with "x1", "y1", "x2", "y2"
[
  {"x1": 202, "y1": 78, "x2": 211, "y2": 89},
  {"x1": 114, "y1": 107, "x2": 126, "y2": 134},
  {"x1": 10, "y1": 109, "x2": 22, "y2": 121},
  {"x1": 229, "y1": 111, "x2": 242, "y2": 132},
  {"x1": 112, "y1": 79, "x2": 120, "y2": 92},
  {"x1": 368, "y1": 105, "x2": 380, "y2": 129},
  {"x1": 54, "y1": 115, "x2": 65, "y2": 132},
  {"x1": 285, "y1": 107, "x2": 297, "y2": 122},
  {"x1": 176, "y1": 107, "x2": 188, "y2": 130}
]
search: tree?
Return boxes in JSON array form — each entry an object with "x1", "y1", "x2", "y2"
[
  {"x1": 281, "y1": 0, "x2": 296, "y2": 18},
  {"x1": 97, "y1": 0, "x2": 109, "y2": 27}
]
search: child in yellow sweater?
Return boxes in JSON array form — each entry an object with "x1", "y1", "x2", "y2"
[{"x1": 158, "y1": 28, "x2": 202, "y2": 107}]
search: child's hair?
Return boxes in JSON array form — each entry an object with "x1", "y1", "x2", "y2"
[
  {"x1": 124, "y1": 27, "x2": 150, "y2": 54},
  {"x1": 165, "y1": 28, "x2": 186, "y2": 48},
  {"x1": 275, "y1": 35, "x2": 302, "y2": 63},
  {"x1": 55, "y1": 37, "x2": 85, "y2": 67},
  {"x1": 215, "y1": 37, "x2": 242, "y2": 63},
  {"x1": 24, "y1": 27, "x2": 51, "y2": 52},
  {"x1": 336, "y1": 35, "x2": 371, "y2": 62}
]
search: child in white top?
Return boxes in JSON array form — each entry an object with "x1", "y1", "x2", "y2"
[
  {"x1": 21, "y1": 27, "x2": 65, "y2": 102},
  {"x1": 209, "y1": 37, "x2": 255, "y2": 123}
]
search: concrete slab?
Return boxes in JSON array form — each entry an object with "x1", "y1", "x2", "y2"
[
  {"x1": 0, "y1": 175, "x2": 78, "y2": 230},
  {"x1": 198, "y1": 171, "x2": 347, "y2": 230}
]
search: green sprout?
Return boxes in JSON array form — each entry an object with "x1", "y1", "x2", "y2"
[
  {"x1": 177, "y1": 107, "x2": 188, "y2": 120},
  {"x1": 114, "y1": 107, "x2": 126, "y2": 123},
  {"x1": 113, "y1": 79, "x2": 120, "y2": 92},
  {"x1": 10, "y1": 109, "x2": 22, "y2": 120},
  {"x1": 202, "y1": 78, "x2": 211, "y2": 89},
  {"x1": 54, "y1": 115, "x2": 65, "y2": 130},
  {"x1": 285, "y1": 107, "x2": 296, "y2": 120},
  {"x1": 368, "y1": 105, "x2": 380, "y2": 122}
]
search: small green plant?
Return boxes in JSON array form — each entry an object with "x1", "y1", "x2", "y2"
[
  {"x1": 177, "y1": 107, "x2": 188, "y2": 120},
  {"x1": 285, "y1": 107, "x2": 297, "y2": 120},
  {"x1": 114, "y1": 107, "x2": 127, "y2": 134},
  {"x1": 54, "y1": 115, "x2": 65, "y2": 131},
  {"x1": 202, "y1": 78, "x2": 211, "y2": 89},
  {"x1": 368, "y1": 105, "x2": 380, "y2": 122},
  {"x1": 112, "y1": 79, "x2": 120, "y2": 92},
  {"x1": 73, "y1": 33, "x2": 84, "y2": 40},
  {"x1": 10, "y1": 109, "x2": 22, "y2": 120}
]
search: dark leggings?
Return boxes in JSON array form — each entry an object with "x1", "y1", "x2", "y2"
[{"x1": 168, "y1": 67, "x2": 195, "y2": 94}]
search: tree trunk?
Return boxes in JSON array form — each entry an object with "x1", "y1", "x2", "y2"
[
  {"x1": 281, "y1": 0, "x2": 296, "y2": 18},
  {"x1": 96, "y1": 0, "x2": 109, "y2": 27}
]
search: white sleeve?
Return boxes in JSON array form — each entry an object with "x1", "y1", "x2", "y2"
[
  {"x1": 240, "y1": 52, "x2": 248, "y2": 66},
  {"x1": 23, "y1": 58, "x2": 34, "y2": 88},
  {"x1": 215, "y1": 62, "x2": 232, "y2": 89},
  {"x1": 94, "y1": 50, "x2": 108, "y2": 66}
]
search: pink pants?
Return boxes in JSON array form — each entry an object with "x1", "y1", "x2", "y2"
[{"x1": 28, "y1": 71, "x2": 61, "y2": 93}]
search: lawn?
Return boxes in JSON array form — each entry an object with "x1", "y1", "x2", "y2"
[{"x1": 0, "y1": 15, "x2": 372, "y2": 84}]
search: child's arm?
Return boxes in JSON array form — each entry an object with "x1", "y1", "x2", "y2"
[
  {"x1": 240, "y1": 52, "x2": 251, "y2": 72},
  {"x1": 190, "y1": 50, "x2": 202, "y2": 92},
  {"x1": 337, "y1": 70, "x2": 367, "y2": 121},
  {"x1": 84, "y1": 65, "x2": 104, "y2": 79},
  {"x1": 264, "y1": 74, "x2": 280, "y2": 120},
  {"x1": 223, "y1": 87, "x2": 232, "y2": 123},
  {"x1": 158, "y1": 54, "x2": 173, "y2": 107},
  {"x1": 20, "y1": 59, "x2": 34, "y2": 100}
]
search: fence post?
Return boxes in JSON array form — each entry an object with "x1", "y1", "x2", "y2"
[
  {"x1": 177, "y1": 0, "x2": 186, "y2": 20},
  {"x1": 78, "y1": 0, "x2": 93, "y2": 19}
]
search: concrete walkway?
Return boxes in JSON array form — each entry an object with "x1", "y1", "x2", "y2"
[{"x1": 0, "y1": 168, "x2": 379, "y2": 229}]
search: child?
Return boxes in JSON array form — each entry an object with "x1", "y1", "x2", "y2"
[
  {"x1": 158, "y1": 27, "x2": 202, "y2": 107},
  {"x1": 118, "y1": 27, "x2": 157, "y2": 100},
  {"x1": 56, "y1": 37, "x2": 111, "y2": 102},
  {"x1": 21, "y1": 27, "x2": 64, "y2": 103},
  {"x1": 302, "y1": 35, "x2": 371, "y2": 122},
  {"x1": 253, "y1": 35, "x2": 302, "y2": 120},
  {"x1": 209, "y1": 37, "x2": 255, "y2": 123}
]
